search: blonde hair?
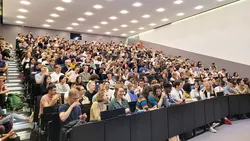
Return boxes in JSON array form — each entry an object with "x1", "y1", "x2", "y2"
[{"x1": 114, "y1": 84, "x2": 124, "y2": 98}]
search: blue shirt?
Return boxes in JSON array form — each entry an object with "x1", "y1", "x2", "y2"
[
  {"x1": 148, "y1": 95, "x2": 166, "y2": 108},
  {"x1": 59, "y1": 103, "x2": 82, "y2": 126}
]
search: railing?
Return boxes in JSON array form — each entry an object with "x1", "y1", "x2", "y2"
[{"x1": 70, "y1": 94, "x2": 250, "y2": 141}]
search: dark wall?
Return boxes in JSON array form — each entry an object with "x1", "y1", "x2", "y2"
[
  {"x1": 143, "y1": 41, "x2": 250, "y2": 78},
  {"x1": 2, "y1": 24, "x2": 126, "y2": 46}
]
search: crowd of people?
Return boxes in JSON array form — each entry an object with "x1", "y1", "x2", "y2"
[{"x1": 0, "y1": 31, "x2": 250, "y2": 141}]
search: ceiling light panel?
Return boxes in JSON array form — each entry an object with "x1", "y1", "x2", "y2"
[
  {"x1": 20, "y1": 0, "x2": 30, "y2": 5},
  {"x1": 77, "y1": 18, "x2": 85, "y2": 21},
  {"x1": 162, "y1": 18, "x2": 169, "y2": 21},
  {"x1": 101, "y1": 21, "x2": 108, "y2": 25},
  {"x1": 62, "y1": 0, "x2": 72, "y2": 3},
  {"x1": 93, "y1": 26, "x2": 100, "y2": 29},
  {"x1": 43, "y1": 24, "x2": 50, "y2": 27},
  {"x1": 176, "y1": 12, "x2": 184, "y2": 16},
  {"x1": 46, "y1": 19, "x2": 54, "y2": 23},
  {"x1": 16, "y1": 21, "x2": 24, "y2": 24},
  {"x1": 72, "y1": 23, "x2": 79, "y2": 26},
  {"x1": 131, "y1": 20, "x2": 138, "y2": 23},
  {"x1": 56, "y1": 7, "x2": 65, "y2": 11},
  {"x1": 87, "y1": 29, "x2": 93, "y2": 32},
  {"x1": 112, "y1": 28, "x2": 119, "y2": 31},
  {"x1": 174, "y1": 0, "x2": 183, "y2": 4},
  {"x1": 85, "y1": 12, "x2": 93, "y2": 16},
  {"x1": 18, "y1": 9, "x2": 28, "y2": 12},
  {"x1": 133, "y1": 2, "x2": 142, "y2": 7},
  {"x1": 66, "y1": 27, "x2": 73, "y2": 30},
  {"x1": 50, "y1": 13, "x2": 59, "y2": 17},
  {"x1": 142, "y1": 14, "x2": 150, "y2": 18},
  {"x1": 17, "y1": 15, "x2": 26, "y2": 19},
  {"x1": 109, "y1": 16, "x2": 117, "y2": 20},
  {"x1": 93, "y1": 4, "x2": 103, "y2": 9},
  {"x1": 156, "y1": 8, "x2": 165, "y2": 12},
  {"x1": 120, "y1": 10, "x2": 129, "y2": 14},
  {"x1": 121, "y1": 24, "x2": 128, "y2": 27},
  {"x1": 194, "y1": 5, "x2": 204, "y2": 10}
]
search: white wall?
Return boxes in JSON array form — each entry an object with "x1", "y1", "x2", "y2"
[{"x1": 139, "y1": 0, "x2": 250, "y2": 66}]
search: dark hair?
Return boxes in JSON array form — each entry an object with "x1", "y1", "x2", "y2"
[
  {"x1": 48, "y1": 84, "x2": 56, "y2": 91},
  {"x1": 153, "y1": 85, "x2": 162, "y2": 95},
  {"x1": 42, "y1": 75, "x2": 51, "y2": 86},
  {"x1": 163, "y1": 83, "x2": 172, "y2": 89},
  {"x1": 59, "y1": 75, "x2": 65, "y2": 83},
  {"x1": 173, "y1": 80, "x2": 181, "y2": 88},
  {"x1": 142, "y1": 85, "x2": 153, "y2": 101},
  {"x1": 76, "y1": 76, "x2": 82, "y2": 84},
  {"x1": 236, "y1": 78, "x2": 243, "y2": 85},
  {"x1": 183, "y1": 83, "x2": 192, "y2": 94}
]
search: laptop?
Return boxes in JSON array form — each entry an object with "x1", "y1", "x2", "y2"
[
  {"x1": 128, "y1": 101, "x2": 137, "y2": 113},
  {"x1": 216, "y1": 92, "x2": 224, "y2": 97},
  {"x1": 101, "y1": 108, "x2": 125, "y2": 120}
]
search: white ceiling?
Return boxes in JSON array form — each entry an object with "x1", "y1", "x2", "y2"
[{"x1": 3, "y1": 0, "x2": 238, "y2": 37}]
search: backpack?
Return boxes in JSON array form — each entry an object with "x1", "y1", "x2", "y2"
[
  {"x1": 7, "y1": 93, "x2": 26, "y2": 111},
  {"x1": 61, "y1": 120, "x2": 86, "y2": 141}
]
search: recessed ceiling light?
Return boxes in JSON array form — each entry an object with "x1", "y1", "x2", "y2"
[
  {"x1": 142, "y1": 14, "x2": 150, "y2": 18},
  {"x1": 156, "y1": 8, "x2": 165, "y2": 12},
  {"x1": 149, "y1": 23, "x2": 156, "y2": 26},
  {"x1": 93, "y1": 4, "x2": 103, "y2": 9},
  {"x1": 16, "y1": 15, "x2": 26, "y2": 19},
  {"x1": 120, "y1": 10, "x2": 129, "y2": 14},
  {"x1": 133, "y1": 2, "x2": 142, "y2": 7},
  {"x1": 66, "y1": 27, "x2": 73, "y2": 30},
  {"x1": 16, "y1": 21, "x2": 24, "y2": 24},
  {"x1": 121, "y1": 34, "x2": 127, "y2": 36},
  {"x1": 18, "y1": 9, "x2": 28, "y2": 13},
  {"x1": 72, "y1": 23, "x2": 79, "y2": 26},
  {"x1": 50, "y1": 13, "x2": 59, "y2": 17},
  {"x1": 105, "y1": 32, "x2": 111, "y2": 35},
  {"x1": 46, "y1": 19, "x2": 54, "y2": 23},
  {"x1": 85, "y1": 12, "x2": 93, "y2": 16},
  {"x1": 101, "y1": 21, "x2": 108, "y2": 25},
  {"x1": 176, "y1": 12, "x2": 184, "y2": 16},
  {"x1": 56, "y1": 7, "x2": 65, "y2": 11},
  {"x1": 174, "y1": 0, "x2": 183, "y2": 4},
  {"x1": 161, "y1": 18, "x2": 169, "y2": 21},
  {"x1": 194, "y1": 5, "x2": 204, "y2": 10},
  {"x1": 131, "y1": 20, "x2": 138, "y2": 23},
  {"x1": 130, "y1": 31, "x2": 136, "y2": 33},
  {"x1": 109, "y1": 16, "x2": 117, "y2": 20},
  {"x1": 87, "y1": 29, "x2": 93, "y2": 32},
  {"x1": 121, "y1": 24, "x2": 128, "y2": 27},
  {"x1": 20, "y1": 0, "x2": 30, "y2": 5},
  {"x1": 62, "y1": 0, "x2": 72, "y2": 3},
  {"x1": 93, "y1": 26, "x2": 100, "y2": 29},
  {"x1": 217, "y1": 0, "x2": 225, "y2": 2},
  {"x1": 77, "y1": 18, "x2": 85, "y2": 21},
  {"x1": 138, "y1": 27, "x2": 144, "y2": 30},
  {"x1": 43, "y1": 24, "x2": 50, "y2": 27},
  {"x1": 112, "y1": 28, "x2": 119, "y2": 31}
]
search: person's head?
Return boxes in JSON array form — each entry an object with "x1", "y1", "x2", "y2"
[
  {"x1": 41, "y1": 65, "x2": 47, "y2": 73},
  {"x1": 88, "y1": 80, "x2": 96, "y2": 91},
  {"x1": 233, "y1": 72, "x2": 239, "y2": 77},
  {"x1": 65, "y1": 59, "x2": 71, "y2": 66},
  {"x1": 236, "y1": 78, "x2": 244, "y2": 86},
  {"x1": 0, "y1": 75, "x2": 4, "y2": 84},
  {"x1": 59, "y1": 75, "x2": 66, "y2": 83},
  {"x1": 163, "y1": 83, "x2": 172, "y2": 95},
  {"x1": 183, "y1": 83, "x2": 192, "y2": 94},
  {"x1": 55, "y1": 65, "x2": 61, "y2": 73},
  {"x1": 138, "y1": 79, "x2": 144, "y2": 87},
  {"x1": 114, "y1": 84, "x2": 125, "y2": 99},
  {"x1": 68, "y1": 89, "x2": 80, "y2": 105},
  {"x1": 153, "y1": 85, "x2": 162, "y2": 97},
  {"x1": 50, "y1": 59, "x2": 55, "y2": 66},
  {"x1": 107, "y1": 72, "x2": 112, "y2": 79},
  {"x1": 104, "y1": 81, "x2": 110, "y2": 90},
  {"x1": 194, "y1": 81, "x2": 200, "y2": 89},
  {"x1": 83, "y1": 66, "x2": 88, "y2": 72},
  {"x1": 70, "y1": 82, "x2": 77, "y2": 89},
  {"x1": 127, "y1": 83, "x2": 135, "y2": 92},
  {"x1": 142, "y1": 85, "x2": 153, "y2": 97},
  {"x1": 76, "y1": 76, "x2": 82, "y2": 84},
  {"x1": 96, "y1": 91, "x2": 109, "y2": 103},
  {"x1": 48, "y1": 84, "x2": 57, "y2": 95},
  {"x1": 74, "y1": 66, "x2": 80, "y2": 73},
  {"x1": 173, "y1": 80, "x2": 181, "y2": 90}
]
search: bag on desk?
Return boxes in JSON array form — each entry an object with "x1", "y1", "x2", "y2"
[{"x1": 61, "y1": 120, "x2": 87, "y2": 141}]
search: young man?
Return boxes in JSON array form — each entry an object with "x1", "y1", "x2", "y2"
[
  {"x1": 39, "y1": 84, "x2": 61, "y2": 116},
  {"x1": 170, "y1": 80, "x2": 185, "y2": 103},
  {"x1": 50, "y1": 65, "x2": 63, "y2": 83},
  {"x1": 59, "y1": 89, "x2": 87, "y2": 126},
  {"x1": 35, "y1": 65, "x2": 48, "y2": 84}
]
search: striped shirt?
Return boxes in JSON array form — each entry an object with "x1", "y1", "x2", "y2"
[{"x1": 136, "y1": 95, "x2": 149, "y2": 112}]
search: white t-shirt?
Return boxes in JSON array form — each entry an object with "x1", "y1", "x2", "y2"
[
  {"x1": 171, "y1": 88, "x2": 183, "y2": 102},
  {"x1": 50, "y1": 72, "x2": 63, "y2": 83}
]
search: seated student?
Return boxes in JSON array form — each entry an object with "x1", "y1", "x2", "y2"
[
  {"x1": 76, "y1": 86, "x2": 90, "y2": 105},
  {"x1": 65, "y1": 66, "x2": 80, "y2": 83},
  {"x1": 190, "y1": 81, "x2": 201, "y2": 100},
  {"x1": 170, "y1": 80, "x2": 185, "y2": 103},
  {"x1": 40, "y1": 75, "x2": 52, "y2": 95},
  {"x1": 39, "y1": 84, "x2": 62, "y2": 117},
  {"x1": 124, "y1": 83, "x2": 138, "y2": 102},
  {"x1": 236, "y1": 78, "x2": 249, "y2": 94},
  {"x1": 59, "y1": 89, "x2": 87, "y2": 129},
  {"x1": 75, "y1": 76, "x2": 84, "y2": 87},
  {"x1": 224, "y1": 80, "x2": 239, "y2": 95},
  {"x1": 182, "y1": 83, "x2": 197, "y2": 102},
  {"x1": 90, "y1": 91, "x2": 108, "y2": 121},
  {"x1": 50, "y1": 65, "x2": 63, "y2": 83},
  {"x1": 35, "y1": 65, "x2": 48, "y2": 84},
  {"x1": 91, "y1": 84, "x2": 106, "y2": 103},
  {"x1": 47, "y1": 59, "x2": 55, "y2": 74},
  {"x1": 200, "y1": 81, "x2": 216, "y2": 100},
  {"x1": 31, "y1": 62, "x2": 41, "y2": 74},
  {"x1": 56, "y1": 75, "x2": 70, "y2": 94},
  {"x1": 136, "y1": 85, "x2": 157, "y2": 112},
  {"x1": 148, "y1": 85, "x2": 168, "y2": 108},
  {"x1": 214, "y1": 80, "x2": 225, "y2": 96},
  {"x1": 85, "y1": 81, "x2": 97, "y2": 103},
  {"x1": 109, "y1": 84, "x2": 130, "y2": 114},
  {"x1": 0, "y1": 54, "x2": 8, "y2": 80}
]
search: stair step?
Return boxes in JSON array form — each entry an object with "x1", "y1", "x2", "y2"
[
  {"x1": 8, "y1": 87, "x2": 24, "y2": 91},
  {"x1": 8, "y1": 65, "x2": 19, "y2": 68},
  {"x1": 8, "y1": 68, "x2": 20, "y2": 71},
  {"x1": 4, "y1": 73, "x2": 20, "y2": 76},
  {"x1": 14, "y1": 121, "x2": 32, "y2": 130},
  {"x1": 7, "y1": 79, "x2": 22, "y2": 83},
  {"x1": 16, "y1": 130, "x2": 31, "y2": 141},
  {"x1": 8, "y1": 70, "x2": 20, "y2": 73},
  {"x1": 5, "y1": 83, "x2": 23, "y2": 87},
  {"x1": 8, "y1": 63, "x2": 19, "y2": 66},
  {"x1": 8, "y1": 90, "x2": 24, "y2": 94}
]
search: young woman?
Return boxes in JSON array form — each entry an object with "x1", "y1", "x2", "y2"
[
  {"x1": 190, "y1": 82, "x2": 201, "y2": 100},
  {"x1": 109, "y1": 84, "x2": 130, "y2": 114},
  {"x1": 136, "y1": 85, "x2": 157, "y2": 112},
  {"x1": 56, "y1": 75, "x2": 70, "y2": 94},
  {"x1": 75, "y1": 76, "x2": 84, "y2": 87},
  {"x1": 148, "y1": 85, "x2": 168, "y2": 108},
  {"x1": 124, "y1": 83, "x2": 138, "y2": 102},
  {"x1": 90, "y1": 91, "x2": 108, "y2": 121}
]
